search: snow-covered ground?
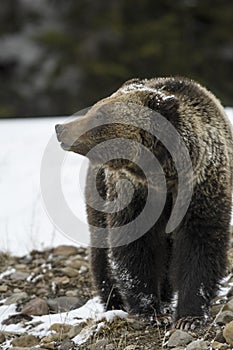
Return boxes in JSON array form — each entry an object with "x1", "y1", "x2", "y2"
[
  {"x1": 0, "y1": 109, "x2": 233, "y2": 256},
  {"x1": 0, "y1": 295, "x2": 127, "y2": 348}
]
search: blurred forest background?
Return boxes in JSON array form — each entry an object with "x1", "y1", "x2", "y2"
[{"x1": 0, "y1": 0, "x2": 232, "y2": 117}]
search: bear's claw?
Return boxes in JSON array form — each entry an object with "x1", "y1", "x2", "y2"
[{"x1": 174, "y1": 316, "x2": 205, "y2": 330}]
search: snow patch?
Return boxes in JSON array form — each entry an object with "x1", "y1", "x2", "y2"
[
  {"x1": 0, "y1": 296, "x2": 127, "y2": 347},
  {"x1": 0, "y1": 268, "x2": 16, "y2": 280}
]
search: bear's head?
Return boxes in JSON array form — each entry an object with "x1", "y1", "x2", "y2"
[{"x1": 55, "y1": 80, "x2": 179, "y2": 169}]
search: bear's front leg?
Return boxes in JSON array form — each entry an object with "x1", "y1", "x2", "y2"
[
  {"x1": 108, "y1": 232, "x2": 171, "y2": 325},
  {"x1": 90, "y1": 246, "x2": 124, "y2": 310}
]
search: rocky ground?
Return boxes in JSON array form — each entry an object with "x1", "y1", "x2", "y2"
[{"x1": 0, "y1": 241, "x2": 233, "y2": 350}]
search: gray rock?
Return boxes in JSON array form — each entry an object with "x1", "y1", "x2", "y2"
[
  {"x1": 216, "y1": 310, "x2": 233, "y2": 324},
  {"x1": 21, "y1": 298, "x2": 49, "y2": 316},
  {"x1": 47, "y1": 296, "x2": 83, "y2": 313},
  {"x1": 61, "y1": 267, "x2": 78, "y2": 278},
  {"x1": 167, "y1": 330, "x2": 194, "y2": 348},
  {"x1": 53, "y1": 245, "x2": 78, "y2": 257},
  {"x1": 11, "y1": 334, "x2": 39, "y2": 347},
  {"x1": 223, "y1": 298, "x2": 233, "y2": 312},
  {"x1": 15, "y1": 264, "x2": 28, "y2": 270},
  {"x1": 4, "y1": 292, "x2": 28, "y2": 305},
  {"x1": 186, "y1": 340, "x2": 208, "y2": 350},
  {"x1": 65, "y1": 290, "x2": 79, "y2": 297},
  {"x1": 59, "y1": 340, "x2": 75, "y2": 350},
  {"x1": 215, "y1": 329, "x2": 226, "y2": 343},
  {"x1": 65, "y1": 259, "x2": 87, "y2": 270},
  {"x1": 41, "y1": 333, "x2": 60, "y2": 343},
  {"x1": 211, "y1": 304, "x2": 223, "y2": 317},
  {"x1": 0, "y1": 285, "x2": 8, "y2": 292},
  {"x1": 0, "y1": 331, "x2": 6, "y2": 343},
  {"x1": 212, "y1": 341, "x2": 229, "y2": 350},
  {"x1": 10, "y1": 271, "x2": 30, "y2": 281},
  {"x1": 53, "y1": 276, "x2": 70, "y2": 285},
  {"x1": 223, "y1": 320, "x2": 233, "y2": 345}
]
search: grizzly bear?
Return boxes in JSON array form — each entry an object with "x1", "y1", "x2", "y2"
[{"x1": 55, "y1": 77, "x2": 233, "y2": 329}]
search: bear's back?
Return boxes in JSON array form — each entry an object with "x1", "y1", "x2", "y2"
[
  {"x1": 149, "y1": 77, "x2": 232, "y2": 137},
  {"x1": 120, "y1": 77, "x2": 233, "y2": 182}
]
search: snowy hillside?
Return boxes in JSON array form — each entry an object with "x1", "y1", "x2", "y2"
[{"x1": 0, "y1": 109, "x2": 233, "y2": 256}]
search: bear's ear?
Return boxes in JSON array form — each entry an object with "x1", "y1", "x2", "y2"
[
  {"x1": 121, "y1": 78, "x2": 142, "y2": 88},
  {"x1": 147, "y1": 93, "x2": 179, "y2": 124}
]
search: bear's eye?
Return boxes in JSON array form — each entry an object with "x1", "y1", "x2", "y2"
[{"x1": 95, "y1": 113, "x2": 104, "y2": 120}]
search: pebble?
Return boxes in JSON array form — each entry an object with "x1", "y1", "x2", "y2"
[
  {"x1": 61, "y1": 267, "x2": 78, "y2": 278},
  {"x1": 65, "y1": 259, "x2": 87, "y2": 270},
  {"x1": 186, "y1": 339, "x2": 208, "y2": 350},
  {"x1": 41, "y1": 333, "x2": 60, "y2": 343},
  {"x1": 21, "y1": 298, "x2": 49, "y2": 316},
  {"x1": 53, "y1": 245, "x2": 79, "y2": 257},
  {"x1": 14, "y1": 288, "x2": 22, "y2": 293},
  {"x1": 4, "y1": 292, "x2": 28, "y2": 305},
  {"x1": 37, "y1": 288, "x2": 48, "y2": 296},
  {"x1": 215, "y1": 329, "x2": 226, "y2": 343},
  {"x1": 211, "y1": 304, "x2": 223, "y2": 316},
  {"x1": 0, "y1": 331, "x2": 6, "y2": 343},
  {"x1": 14, "y1": 264, "x2": 28, "y2": 270},
  {"x1": 47, "y1": 296, "x2": 83, "y2": 313},
  {"x1": 59, "y1": 340, "x2": 75, "y2": 350},
  {"x1": 212, "y1": 341, "x2": 229, "y2": 349},
  {"x1": 79, "y1": 265, "x2": 88, "y2": 273},
  {"x1": 167, "y1": 330, "x2": 194, "y2": 348},
  {"x1": 65, "y1": 290, "x2": 79, "y2": 297},
  {"x1": 10, "y1": 271, "x2": 30, "y2": 281},
  {"x1": 215, "y1": 310, "x2": 233, "y2": 324},
  {"x1": 53, "y1": 276, "x2": 70, "y2": 285},
  {"x1": 11, "y1": 334, "x2": 39, "y2": 347},
  {"x1": 223, "y1": 320, "x2": 233, "y2": 345},
  {"x1": 0, "y1": 285, "x2": 8, "y2": 292},
  {"x1": 223, "y1": 298, "x2": 233, "y2": 312}
]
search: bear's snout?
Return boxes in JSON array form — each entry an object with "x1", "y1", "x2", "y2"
[
  {"x1": 55, "y1": 120, "x2": 89, "y2": 154},
  {"x1": 55, "y1": 124, "x2": 65, "y2": 141}
]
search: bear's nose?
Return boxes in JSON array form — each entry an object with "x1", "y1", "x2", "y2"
[{"x1": 55, "y1": 124, "x2": 65, "y2": 136}]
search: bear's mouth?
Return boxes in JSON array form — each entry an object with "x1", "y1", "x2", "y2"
[
  {"x1": 60, "y1": 142, "x2": 72, "y2": 151},
  {"x1": 60, "y1": 140, "x2": 90, "y2": 156}
]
